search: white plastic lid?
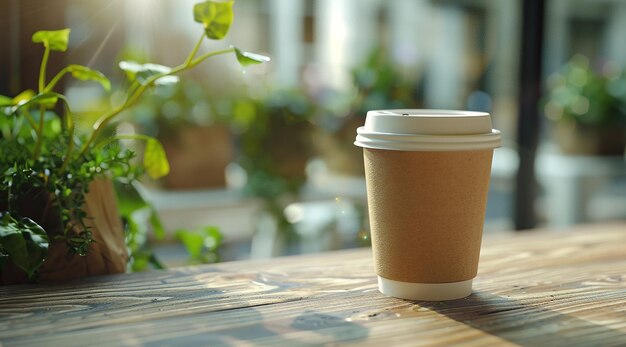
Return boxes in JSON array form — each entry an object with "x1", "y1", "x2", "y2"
[
  {"x1": 354, "y1": 109, "x2": 501, "y2": 151},
  {"x1": 378, "y1": 276, "x2": 473, "y2": 301}
]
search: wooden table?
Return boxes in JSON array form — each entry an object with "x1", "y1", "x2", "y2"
[{"x1": 1, "y1": 224, "x2": 625, "y2": 346}]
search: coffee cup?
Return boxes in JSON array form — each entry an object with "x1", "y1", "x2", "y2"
[{"x1": 355, "y1": 109, "x2": 501, "y2": 301}]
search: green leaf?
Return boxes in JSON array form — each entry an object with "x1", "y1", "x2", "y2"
[
  {"x1": 11, "y1": 92, "x2": 69, "y2": 114},
  {"x1": 175, "y1": 226, "x2": 222, "y2": 263},
  {"x1": 175, "y1": 229, "x2": 204, "y2": 259},
  {"x1": 153, "y1": 75, "x2": 180, "y2": 86},
  {"x1": 202, "y1": 226, "x2": 222, "y2": 251},
  {"x1": 130, "y1": 250, "x2": 150, "y2": 272},
  {"x1": 114, "y1": 181, "x2": 148, "y2": 216},
  {"x1": 0, "y1": 95, "x2": 12, "y2": 107},
  {"x1": 67, "y1": 65, "x2": 111, "y2": 91},
  {"x1": 0, "y1": 213, "x2": 49, "y2": 278},
  {"x1": 193, "y1": 0, "x2": 234, "y2": 40},
  {"x1": 144, "y1": 138, "x2": 170, "y2": 179},
  {"x1": 148, "y1": 253, "x2": 165, "y2": 270},
  {"x1": 149, "y1": 209, "x2": 166, "y2": 240},
  {"x1": 234, "y1": 47, "x2": 270, "y2": 66},
  {"x1": 12, "y1": 92, "x2": 57, "y2": 112},
  {"x1": 118, "y1": 61, "x2": 178, "y2": 86},
  {"x1": 37, "y1": 95, "x2": 58, "y2": 109},
  {"x1": 118, "y1": 60, "x2": 141, "y2": 81},
  {"x1": 12, "y1": 90, "x2": 36, "y2": 106},
  {"x1": 135, "y1": 64, "x2": 169, "y2": 83},
  {"x1": 32, "y1": 29, "x2": 70, "y2": 52}
]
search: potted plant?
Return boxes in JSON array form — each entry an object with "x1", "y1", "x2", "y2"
[
  {"x1": 544, "y1": 55, "x2": 626, "y2": 156},
  {"x1": 0, "y1": 0, "x2": 268, "y2": 284},
  {"x1": 237, "y1": 89, "x2": 315, "y2": 185}
]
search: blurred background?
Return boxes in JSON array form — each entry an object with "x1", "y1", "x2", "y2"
[{"x1": 1, "y1": 0, "x2": 625, "y2": 267}]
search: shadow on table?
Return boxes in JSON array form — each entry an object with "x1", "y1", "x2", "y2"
[
  {"x1": 419, "y1": 291, "x2": 626, "y2": 347},
  {"x1": 151, "y1": 307, "x2": 369, "y2": 346},
  {"x1": 291, "y1": 310, "x2": 370, "y2": 341}
]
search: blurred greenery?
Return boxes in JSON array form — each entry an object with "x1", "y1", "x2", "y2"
[
  {"x1": 237, "y1": 89, "x2": 314, "y2": 192},
  {"x1": 130, "y1": 80, "x2": 232, "y2": 139},
  {"x1": 545, "y1": 54, "x2": 626, "y2": 126},
  {"x1": 114, "y1": 181, "x2": 165, "y2": 272},
  {"x1": 544, "y1": 55, "x2": 626, "y2": 155},
  {"x1": 235, "y1": 89, "x2": 315, "y2": 242},
  {"x1": 175, "y1": 226, "x2": 222, "y2": 264},
  {"x1": 351, "y1": 48, "x2": 423, "y2": 117},
  {"x1": 314, "y1": 47, "x2": 423, "y2": 135}
]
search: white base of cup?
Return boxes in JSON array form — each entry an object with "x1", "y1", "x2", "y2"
[{"x1": 378, "y1": 276, "x2": 473, "y2": 301}]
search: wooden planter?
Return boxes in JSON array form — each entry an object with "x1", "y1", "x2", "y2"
[
  {"x1": 554, "y1": 121, "x2": 626, "y2": 156},
  {"x1": 1, "y1": 179, "x2": 127, "y2": 284}
]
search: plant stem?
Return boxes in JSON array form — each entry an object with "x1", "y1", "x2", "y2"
[
  {"x1": 185, "y1": 33, "x2": 205, "y2": 66},
  {"x1": 94, "y1": 133, "x2": 154, "y2": 150},
  {"x1": 78, "y1": 105, "x2": 129, "y2": 157},
  {"x1": 33, "y1": 106, "x2": 45, "y2": 159},
  {"x1": 78, "y1": 48, "x2": 235, "y2": 157},
  {"x1": 127, "y1": 81, "x2": 141, "y2": 99},
  {"x1": 6, "y1": 184, "x2": 11, "y2": 212},
  {"x1": 39, "y1": 46, "x2": 50, "y2": 92},
  {"x1": 33, "y1": 46, "x2": 51, "y2": 160},
  {"x1": 45, "y1": 67, "x2": 69, "y2": 92},
  {"x1": 58, "y1": 111, "x2": 75, "y2": 174},
  {"x1": 188, "y1": 48, "x2": 234, "y2": 69},
  {"x1": 19, "y1": 109, "x2": 38, "y2": 130}
]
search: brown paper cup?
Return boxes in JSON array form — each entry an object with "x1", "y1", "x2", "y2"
[
  {"x1": 365, "y1": 148, "x2": 493, "y2": 287},
  {"x1": 356, "y1": 110, "x2": 500, "y2": 300}
]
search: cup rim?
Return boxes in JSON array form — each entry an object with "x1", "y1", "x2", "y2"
[
  {"x1": 355, "y1": 127, "x2": 501, "y2": 151},
  {"x1": 356, "y1": 109, "x2": 501, "y2": 151},
  {"x1": 367, "y1": 109, "x2": 490, "y2": 118}
]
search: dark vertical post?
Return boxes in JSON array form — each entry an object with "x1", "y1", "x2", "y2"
[{"x1": 514, "y1": 0, "x2": 545, "y2": 230}]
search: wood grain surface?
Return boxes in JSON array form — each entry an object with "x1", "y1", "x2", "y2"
[{"x1": 1, "y1": 223, "x2": 625, "y2": 346}]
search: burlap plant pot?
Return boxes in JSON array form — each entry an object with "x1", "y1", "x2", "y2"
[{"x1": 1, "y1": 178, "x2": 128, "y2": 284}]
